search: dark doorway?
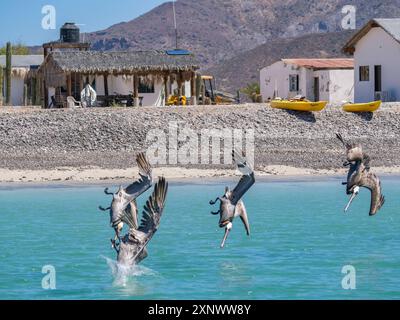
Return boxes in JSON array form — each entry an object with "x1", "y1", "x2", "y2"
[
  {"x1": 374, "y1": 65, "x2": 382, "y2": 92},
  {"x1": 314, "y1": 77, "x2": 320, "y2": 102}
]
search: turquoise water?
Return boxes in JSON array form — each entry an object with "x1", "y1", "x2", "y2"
[{"x1": 0, "y1": 177, "x2": 399, "y2": 300}]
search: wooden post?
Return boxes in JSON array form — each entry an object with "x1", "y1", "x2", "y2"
[
  {"x1": 202, "y1": 82, "x2": 206, "y2": 105},
  {"x1": 43, "y1": 79, "x2": 48, "y2": 108},
  {"x1": 30, "y1": 77, "x2": 35, "y2": 106},
  {"x1": 196, "y1": 73, "x2": 201, "y2": 103},
  {"x1": 103, "y1": 73, "x2": 109, "y2": 96},
  {"x1": 67, "y1": 73, "x2": 72, "y2": 97},
  {"x1": 164, "y1": 75, "x2": 169, "y2": 106},
  {"x1": 133, "y1": 74, "x2": 139, "y2": 107},
  {"x1": 177, "y1": 73, "x2": 182, "y2": 105},
  {"x1": 23, "y1": 83, "x2": 28, "y2": 106},
  {"x1": 0, "y1": 67, "x2": 3, "y2": 106},
  {"x1": 5, "y1": 42, "x2": 12, "y2": 105},
  {"x1": 190, "y1": 72, "x2": 196, "y2": 105}
]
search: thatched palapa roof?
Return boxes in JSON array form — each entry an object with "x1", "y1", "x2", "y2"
[{"x1": 43, "y1": 50, "x2": 199, "y2": 74}]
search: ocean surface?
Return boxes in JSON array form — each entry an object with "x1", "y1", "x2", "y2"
[{"x1": 0, "y1": 177, "x2": 399, "y2": 300}]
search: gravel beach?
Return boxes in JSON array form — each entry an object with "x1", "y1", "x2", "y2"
[{"x1": 0, "y1": 103, "x2": 399, "y2": 182}]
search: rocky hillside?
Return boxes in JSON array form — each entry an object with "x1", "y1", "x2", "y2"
[
  {"x1": 0, "y1": 104, "x2": 399, "y2": 171},
  {"x1": 86, "y1": 0, "x2": 400, "y2": 68},
  {"x1": 205, "y1": 30, "x2": 355, "y2": 94}
]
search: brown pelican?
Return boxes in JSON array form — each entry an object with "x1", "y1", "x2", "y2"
[
  {"x1": 116, "y1": 177, "x2": 168, "y2": 265},
  {"x1": 99, "y1": 152, "x2": 152, "y2": 246},
  {"x1": 336, "y1": 133, "x2": 385, "y2": 216},
  {"x1": 209, "y1": 150, "x2": 255, "y2": 248}
]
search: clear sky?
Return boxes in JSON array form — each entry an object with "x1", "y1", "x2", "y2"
[{"x1": 0, "y1": 0, "x2": 167, "y2": 46}]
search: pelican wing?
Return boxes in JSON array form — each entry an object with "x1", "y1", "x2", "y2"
[
  {"x1": 138, "y1": 177, "x2": 168, "y2": 239},
  {"x1": 236, "y1": 201, "x2": 250, "y2": 235},
  {"x1": 121, "y1": 199, "x2": 138, "y2": 230},
  {"x1": 231, "y1": 173, "x2": 255, "y2": 205},
  {"x1": 230, "y1": 149, "x2": 255, "y2": 205},
  {"x1": 360, "y1": 172, "x2": 385, "y2": 216},
  {"x1": 125, "y1": 152, "x2": 153, "y2": 198}
]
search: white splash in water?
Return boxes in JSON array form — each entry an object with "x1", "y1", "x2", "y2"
[{"x1": 101, "y1": 256, "x2": 157, "y2": 287}]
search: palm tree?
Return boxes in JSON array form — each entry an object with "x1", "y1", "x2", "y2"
[{"x1": 240, "y1": 82, "x2": 261, "y2": 103}]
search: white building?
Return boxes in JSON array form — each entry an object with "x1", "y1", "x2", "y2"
[
  {"x1": 260, "y1": 58, "x2": 354, "y2": 103},
  {"x1": 0, "y1": 55, "x2": 43, "y2": 106},
  {"x1": 343, "y1": 18, "x2": 400, "y2": 103}
]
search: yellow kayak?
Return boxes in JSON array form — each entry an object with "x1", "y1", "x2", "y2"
[
  {"x1": 270, "y1": 100, "x2": 328, "y2": 112},
  {"x1": 342, "y1": 100, "x2": 381, "y2": 112}
]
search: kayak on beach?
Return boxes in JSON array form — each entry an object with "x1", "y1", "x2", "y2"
[
  {"x1": 270, "y1": 99, "x2": 328, "y2": 112},
  {"x1": 342, "y1": 100, "x2": 382, "y2": 112}
]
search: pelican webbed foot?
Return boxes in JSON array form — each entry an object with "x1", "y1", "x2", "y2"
[
  {"x1": 104, "y1": 188, "x2": 114, "y2": 196},
  {"x1": 209, "y1": 197, "x2": 221, "y2": 205}
]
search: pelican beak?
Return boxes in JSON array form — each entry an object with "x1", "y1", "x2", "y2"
[
  {"x1": 344, "y1": 187, "x2": 360, "y2": 213},
  {"x1": 220, "y1": 222, "x2": 233, "y2": 248}
]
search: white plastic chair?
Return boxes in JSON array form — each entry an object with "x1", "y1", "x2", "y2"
[{"x1": 67, "y1": 96, "x2": 82, "y2": 108}]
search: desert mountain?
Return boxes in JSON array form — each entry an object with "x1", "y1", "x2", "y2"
[
  {"x1": 205, "y1": 30, "x2": 355, "y2": 93},
  {"x1": 86, "y1": 0, "x2": 400, "y2": 69}
]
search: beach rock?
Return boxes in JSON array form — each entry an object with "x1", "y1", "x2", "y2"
[{"x1": 0, "y1": 104, "x2": 399, "y2": 170}]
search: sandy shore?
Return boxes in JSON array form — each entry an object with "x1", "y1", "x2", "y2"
[{"x1": 1, "y1": 165, "x2": 399, "y2": 184}]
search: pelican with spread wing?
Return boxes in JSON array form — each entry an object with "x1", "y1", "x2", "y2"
[
  {"x1": 99, "y1": 152, "x2": 152, "y2": 247},
  {"x1": 209, "y1": 150, "x2": 255, "y2": 248},
  {"x1": 336, "y1": 133, "x2": 385, "y2": 216},
  {"x1": 117, "y1": 177, "x2": 168, "y2": 265}
]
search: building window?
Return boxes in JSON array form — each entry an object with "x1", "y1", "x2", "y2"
[
  {"x1": 359, "y1": 66, "x2": 370, "y2": 81},
  {"x1": 289, "y1": 74, "x2": 299, "y2": 92},
  {"x1": 138, "y1": 80, "x2": 155, "y2": 94}
]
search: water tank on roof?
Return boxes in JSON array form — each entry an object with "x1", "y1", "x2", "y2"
[{"x1": 60, "y1": 23, "x2": 80, "y2": 43}]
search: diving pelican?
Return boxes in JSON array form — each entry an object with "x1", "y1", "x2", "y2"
[
  {"x1": 99, "y1": 152, "x2": 152, "y2": 246},
  {"x1": 336, "y1": 133, "x2": 385, "y2": 216},
  {"x1": 117, "y1": 177, "x2": 168, "y2": 265},
  {"x1": 209, "y1": 150, "x2": 255, "y2": 248}
]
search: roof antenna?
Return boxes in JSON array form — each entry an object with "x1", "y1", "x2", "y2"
[{"x1": 172, "y1": 0, "x2": 178, "y2": 49}]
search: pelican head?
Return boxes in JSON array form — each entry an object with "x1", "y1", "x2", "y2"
[
  {"x1": 220, "y1": 221, "x2": 233, "y2": 248},
  {"x1": 347, "y1": 146, "x2": 363, "y2": 162}
]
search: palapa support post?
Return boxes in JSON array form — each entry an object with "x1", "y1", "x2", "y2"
[
  {"x1": 67, "y1": 73, "x2": 72, "y2": 97},
  {"x1": 164, "y1": 74, "x2": 169, "y2": 106},
  {"x1": 103, "y1": 73, "x2": 109, "y2": 107},
  {"x1": 5, "y1": 42, "x2": 12, "y2": 106},
  {"x1": 0, "y1": 67, "x2": 3, "y2": 106},
  {"x1": 133, "y1": 74, "x2": 139, "y2": 107},
  {"x1": 190, "y1": 72, "x2": 197, "y2": 105},
  {"x1": 23, "y1": 83, "x2": 28, "y2": 106},
  {"x1": 43, "y1": 79, "x2": 48, "y2": 108},
  {"x1": 177, "y1": 73, "x2": 183, "y2": 106}
]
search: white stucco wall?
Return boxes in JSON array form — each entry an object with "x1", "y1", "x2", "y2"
[
  {"x1": 11, "y1": 76, "x2": 24, "y2": 106},
  {"x1": 260, "y1": 61, "x2": 305, "y2": 100},
  {"x1": 261, "y1": 61, "x2": 354, "y2": 103},
  {"x1": 354, "y1": 26, "x2": 400, "y2": 103},
  {"x1": 328, "y1": 69, "x2": 354, "y2": 103}
]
